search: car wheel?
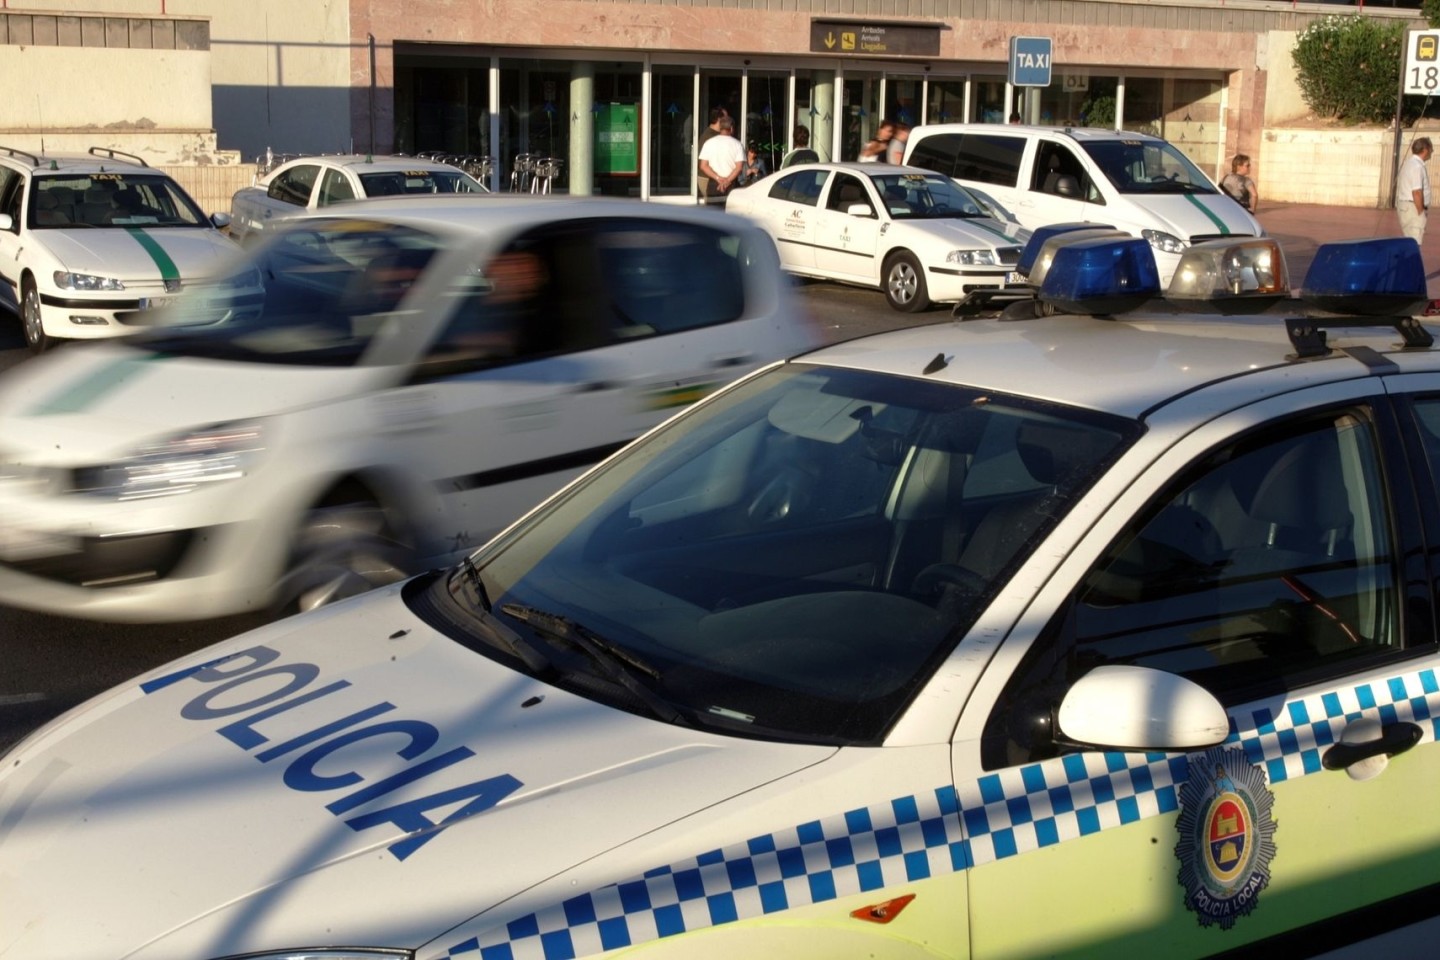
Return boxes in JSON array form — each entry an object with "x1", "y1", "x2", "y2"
[
  {"x1": 883, "y1": 251, "x2": 930, "y2": 313},
  {"x1": 271, "y1": 496, "x2": 413, "y2": 616},
  {"x1": 21, "y1": 276, "x2": 50, "y2": 353}
]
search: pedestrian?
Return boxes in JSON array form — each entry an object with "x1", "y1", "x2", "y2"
[
  {"x1": 738, "y1": 142, "x2": 768, "y2": 186},
  {"x1": 886, "y1": 121, "x2": 910, "y2": 165},
  {"x1": 698, "y1": 115, "x2": 745, "y2": 203},
  {"x1": 695, "y1": 107, "x2": 729, "y2": 199},
  {"x1": 858, "y1": 119, "x2": 895, "y2": 163},
  {"x1": 1008, "y1": 111, "x2": 1022, "y2": 124},
  {"x1": 1398, "y1": 137, "x2": 1433, "y2": 247},
  {"x1": 781, "y1": 125, "x2": 819, "y2": 168},
  {"x1": 1220, "y1": 154, "x2": 1259, "y2": 214}
]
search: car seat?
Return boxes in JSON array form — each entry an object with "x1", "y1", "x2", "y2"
[
  {"x1": 33, "y1": 191, "x2": 70, "y2": 226},
  {"x1": 79, "y1": 186, "x2": 113, "y2": 226}
]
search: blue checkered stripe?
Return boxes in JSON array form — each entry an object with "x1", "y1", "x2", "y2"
[
  {"x1": 436, "y1": 665, "x2": 1440, "y2": 960},
  {"x1": 440, "y1": 787, "x2": 967, "y2": 960},
  {"x1": 1230, "y1": 665, "x2": 1439, "y2": 786}
]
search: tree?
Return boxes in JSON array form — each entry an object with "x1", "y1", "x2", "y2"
[{"x1": 1292, "y1": 14, "x2": 1416, "y2": 125}]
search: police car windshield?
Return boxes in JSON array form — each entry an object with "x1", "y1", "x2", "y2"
[
  {"x1": 1082, "y1": 139, "x2": 1216, "y2": 195},
  {"x1": 452, "y1": 364, "x2": 1137, "y2": 745},
  {"x1": 868, "y1": 172, "x2": 990, "y2": 220},
  {"x1": 30, "y1": 174, "x2": 210, "y2": 229},
  {"x1": 135, "y1": 219, "x2": 442, "y2": 366},
  {"x1": 357, "y1": 170, "x2": 486, "y2": 196}
]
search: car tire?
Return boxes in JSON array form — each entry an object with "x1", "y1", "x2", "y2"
[
  {"x1": 271, "y1": 495, "x2": 413, "y2": 616},
  {"x1": 21, "y1": 276, "x2": 50, "y2": 353},
  {"x1": 883, "y1": 251, "x2": 930, "y2": 313}
]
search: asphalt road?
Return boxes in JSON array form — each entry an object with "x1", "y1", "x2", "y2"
[{"x1": 0, "y1": 279, "x2": 917, "y2": 754}]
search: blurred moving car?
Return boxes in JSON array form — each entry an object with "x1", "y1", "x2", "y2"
[
  {"x1": 4, "y1": 232, "x2": 1439, "y2": 958},
  {"x1": 726, "y1": 162, "x2": 1029, "y2": 312},
  {"x1": 0, "y1": 194, "x2": 816, "y2": 623},
  {"x1": 0, "y1": 145, "x2": 238, "y2": 352},
  {"x1": 229, "y1": 154, "x2": 488, "y2": 244},
  {"x1": 903, "y1": 124, "x2": 1263, "y2": 285}
]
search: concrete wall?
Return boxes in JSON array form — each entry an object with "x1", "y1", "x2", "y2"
[{"x1": 1, "y1": 46, "x2": 213, "y2": 132}]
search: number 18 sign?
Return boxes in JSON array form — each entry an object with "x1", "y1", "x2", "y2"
[{"x1": 1405, "y1": 30, "x2": 1440, "y2": 95}]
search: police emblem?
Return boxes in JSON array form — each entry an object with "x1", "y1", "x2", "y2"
[{"x1": 1174, "y1": 745, "x2": 1277, "y2": 930}]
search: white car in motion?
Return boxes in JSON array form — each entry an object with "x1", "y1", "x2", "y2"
[
  {"x1": 726, "y1": 162, "x2": 1030, "y2": 312},
  {"x1": 0, "y1": 194, "x2": 815, "y2": 623},
  {"x1": 0, "y1": 145, "x2": 238, "y2": 351}
]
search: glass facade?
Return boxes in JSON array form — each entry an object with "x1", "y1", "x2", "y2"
[{"x1": 392, "y1": 53, "x2": 1233, "y2": 200}]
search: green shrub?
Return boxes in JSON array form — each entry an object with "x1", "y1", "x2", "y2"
[{"x1": 1292, "y1": 14, "x2": 1413, "y2": 124}]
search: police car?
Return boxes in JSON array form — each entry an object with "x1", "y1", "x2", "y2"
[
  {"x1": 0, "y1": 145, "x2": 239, "y2": 351},
  {"x1": 3, "y1": 230, "x2": 1439, "y2": 958}
]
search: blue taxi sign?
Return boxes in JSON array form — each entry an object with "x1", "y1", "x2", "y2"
[{"x1": 1009, "y1": 36, "x2": 1053, "y2": 88}]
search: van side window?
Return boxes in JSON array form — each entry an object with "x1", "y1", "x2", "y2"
[
  {"x1": 1030, "y1": 143, "x2": 1101, "y2": 205},
  {"x1": 910, "y1": 133, "x2": 1025, "y2": 188}
]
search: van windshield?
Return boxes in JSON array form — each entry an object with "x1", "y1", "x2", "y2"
[{"x1": 1081, "y1": 139, "x2": 1217, "y2": 195}]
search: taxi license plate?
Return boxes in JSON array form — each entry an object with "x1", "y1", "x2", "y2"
[
  {"x1": 1005, "y1": 271, "x2": 1024, "y2": 285},
  {"x1": 140, "y1": 296, "x2": 174, "y2": 310}
]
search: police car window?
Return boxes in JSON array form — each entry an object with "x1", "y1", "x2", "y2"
[
  {"x1": 767, "y1": 169, "x2": 825, "y2": 206},
  {"x1": 318, "y1": 169, "x2": 356, "y2": 206},
  {"x1": 269, "y1": 164, "x2": 319, "y2": 206},
  {"x1": 596, "y1": 221, "x2": 745, "y2": 335},
  {"x1": 982, "y1": 409, "x2": 1401, "y2": 769}
]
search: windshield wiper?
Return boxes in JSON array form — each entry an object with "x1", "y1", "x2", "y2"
[
  {"x1": 445, "y1": 566, "x2": 553, "y2": 674},
  {"x1": 499, "y1": 602, "x2": 686, "y2": 724}
]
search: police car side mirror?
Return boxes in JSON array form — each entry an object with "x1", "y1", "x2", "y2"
[{"x1": 1056, "y1": 665, "x2": 1228, "y2": 752}]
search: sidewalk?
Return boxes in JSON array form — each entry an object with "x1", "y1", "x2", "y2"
[{"x1": 1256, "y1": 201, "x2": 1440, "y2": 298}]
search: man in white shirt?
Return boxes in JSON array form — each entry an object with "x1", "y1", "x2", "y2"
[
  {"x1": 698, "y1": 116, "x2": 745, "y2": 204},
  {"x1": 1397, "y1": 137, "x2": 1433, "y2": 247}
]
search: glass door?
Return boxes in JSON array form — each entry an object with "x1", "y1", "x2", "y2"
[
  {"x1": 744, "y1": 70, "x2": 789, "y2": 177},
  {"x1": 841, "y1": 70, "x2": 883, "y2": 163}
]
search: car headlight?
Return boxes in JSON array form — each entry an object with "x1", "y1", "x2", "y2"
[
  {"x1": 946, "y1": 249, "x2": 1001, "y2": 266},
  {"x1": 1141, "y1": 229, "x2": 1187, "y2": 255},
  {"x1": 53, "y1": 270, "x2": 126, "y2": 291},
  {"x1": 73, "y1": 422, "x2": 265, "y2": 500}
]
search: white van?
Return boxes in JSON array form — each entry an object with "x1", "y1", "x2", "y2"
[{"x1": 903, "y1": 124, "x2": 1263, "y2": 283}]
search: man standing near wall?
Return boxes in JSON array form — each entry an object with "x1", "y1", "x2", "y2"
[{"x1": 1398, "y1": 137, "x2": 1433, "y2": 247}]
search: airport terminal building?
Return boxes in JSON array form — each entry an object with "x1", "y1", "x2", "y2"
[{"x1": 0, "y1": 0, "x2": 1425, "y2": 206}]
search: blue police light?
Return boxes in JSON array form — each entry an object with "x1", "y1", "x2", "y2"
[
  {"x1": 1301, "y1": 237, "x2": 1427, "y2": 316},
  {"x1": 1037, "y1": 236, "x2": 1161, "y2": 315},
  {"x1": 1017, "y1": 222, "x2": 1118, "y2": 277}
]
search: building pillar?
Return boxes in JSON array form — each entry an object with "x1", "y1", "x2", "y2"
[{"x1": 570, "y1": 62, "x2": 594, "y2": 196}]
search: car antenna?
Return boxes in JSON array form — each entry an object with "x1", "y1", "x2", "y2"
[{"x1": 922, "y1": 352, "x2": 950, "y2": 375}]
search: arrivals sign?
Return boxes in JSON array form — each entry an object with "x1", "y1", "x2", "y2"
[{"x1": 810, "y1": 19, "x2": 941, "y2": 58}]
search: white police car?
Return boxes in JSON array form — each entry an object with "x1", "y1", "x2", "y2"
[
  {"x1": 0, "y1": 145, "x2": 238, "y2": 351},
  {"x1": 3, "y1": 231, "x2": 1439, "y2": 958}
]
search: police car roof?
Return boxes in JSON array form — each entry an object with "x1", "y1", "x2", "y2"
[{"x1": 798, "y1": 312, "x2": 1431, "y2": 421}]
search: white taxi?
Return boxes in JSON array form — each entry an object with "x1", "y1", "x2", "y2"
[
  {"x1": 725, "y1": 162, "x2": 1030, "y2": 312},
  {"x1": 229, "y1": 154, "x2": 488, "y2": 245},
  {"x1": 0, "y1": 145, "x2": 239, "y2": 351},
  {"x1": 3, "y1": 231, "x2": 1439, "y2": 959},
  {"x1": 0, "y1": 194, "x2": 815, "y2": 623}
]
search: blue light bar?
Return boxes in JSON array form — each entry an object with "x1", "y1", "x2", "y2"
[
  {"x1": 1301, "y1": 237, "x2": 1427, "y2": 316},
  {"x1": 1017, "y1": 222, "x2": 1118, "y2": 277},
  {"x1": 1038, "y1": 236, "x2": 1161, "y2": 315}
]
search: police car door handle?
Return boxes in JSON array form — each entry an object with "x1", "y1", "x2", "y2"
[{"x1": 1321, "y1": 720, "x2": 1422, "y2": 772}]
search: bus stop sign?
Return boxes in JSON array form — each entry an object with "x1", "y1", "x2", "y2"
[{"x1": 1009, "y1": 36, "x2": 1052, "y2": 88}]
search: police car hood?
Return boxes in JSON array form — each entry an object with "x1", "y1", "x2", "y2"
[
  {"x1": 1114, "y1": 189, "x2": 1260, "y2": 240},
  {"x1": 0, "y1": 343, "x2": 383, "y2": 464},
  {"x1": 0, "y1": 586, "x2": 832, "y2": 959},
  {"x1": 39, "y1": 225, "x2": 237, "y2": 280}
]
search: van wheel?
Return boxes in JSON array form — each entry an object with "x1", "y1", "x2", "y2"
[
  {"x1": 21, "y1": 277, "x2": 50, "y2": 353},
  {"x1": 271, "y1": 497, "x2": 413, "y2": 616},
  {"x1": 883, "y1": 252, "x2": 930, "y2": 313}
]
